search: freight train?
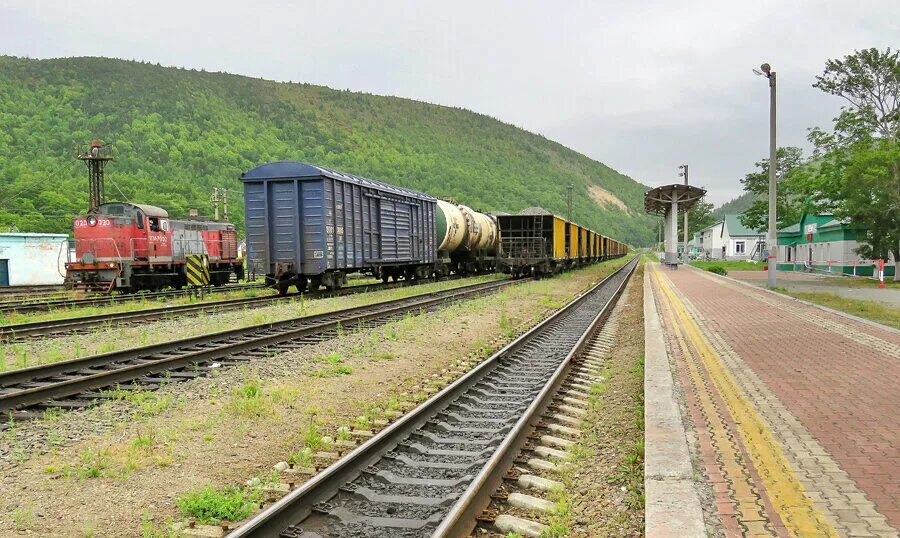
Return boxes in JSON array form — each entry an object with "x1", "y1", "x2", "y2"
[
  {"x1": 495, "y1": 213, "x2": 625, "y2": 277},
  {"x1": 241, "y1": 161, "x2": 626, "y2": 294},
  {"x1": 65, "y1": 202, "x2": 245, "y2": 292}
]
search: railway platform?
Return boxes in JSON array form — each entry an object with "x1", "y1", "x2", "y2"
[{"x1": 644, "y1": 262, "x2": 899, "y2": 537}]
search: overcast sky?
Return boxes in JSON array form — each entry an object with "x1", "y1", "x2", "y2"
[{"x1": 2, "y1": 1, "x2": 897, "y2": 205}]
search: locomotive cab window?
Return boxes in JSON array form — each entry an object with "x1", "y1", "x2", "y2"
[
  {"x1": 149, "y1": 217, "x2": 161, "y2": 232},
  {"x1": 136, "y1": 212, "x2": 145, "y2": 230}
]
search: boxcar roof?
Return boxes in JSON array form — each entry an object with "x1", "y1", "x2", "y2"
[{"x1": 241, "y1": 161, "x2": 434, "y2": 201}]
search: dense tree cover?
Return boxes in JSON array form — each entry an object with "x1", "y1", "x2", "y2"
[
  {"x1": 712, "y1": 192, "x2": 756, "y2": 219},
  {"x1": 738, "y1": 146, "x2": 806, "y2": 232},
  {"x1": 0, "y1": 56, "x2": 656, "y2": 246},
  {"x1": 687, "y1": 200, "x2": 717, "y2": 236},
  {"x1": 737, "y1": 48, "x2": 899, "y2": 278}
]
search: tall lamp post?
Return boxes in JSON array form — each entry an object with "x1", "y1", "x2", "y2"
[{"x1": 755, "y1": 63, "x2": 777, "y2": 288}]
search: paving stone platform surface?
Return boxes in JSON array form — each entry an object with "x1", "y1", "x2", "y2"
[{"x1": 647, "y1": 263, "x2": 899, "y2": 538}]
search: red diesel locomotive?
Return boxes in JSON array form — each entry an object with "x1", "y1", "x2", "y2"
[{"x1": 66, "y1": 202, "x2": 244, "y2": 292}]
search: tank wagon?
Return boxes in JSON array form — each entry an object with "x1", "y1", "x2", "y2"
[
  {"x1": 496, "y1": 213, "x2": 626, "y2": 277},
  {"x1": 241, "y1": 162, "x2": 498, "y2": 294},
  {"x1": 66, "y1": 202, "x2": 244, "y2": 292},
  {"x1": 435, "y1": 200, "x2": 498, "y2": 276}
]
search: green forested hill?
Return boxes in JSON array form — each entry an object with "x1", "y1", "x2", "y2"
[
  {"x1": 713, "y1": 192, "x2": 757, "y2": 219},
  {"x1": 0, "y1": 56, "x2": 655, "y2": 245}
]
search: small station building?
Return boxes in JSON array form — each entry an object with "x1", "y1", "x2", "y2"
[
  {"x1": 0, "y1": 232, "x2": 69, "y2": 286},
  {"x1": 690, "y1": 214, "x2": 765, "y2": 261},
  {"x1": 776, "y1": 213, "x2": 895, "y2": 277}
]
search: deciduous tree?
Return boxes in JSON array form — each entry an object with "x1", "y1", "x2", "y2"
[
  {"x1": 738, "y1": 147, "x2": 805, "y2": 233},
  {"x1": 687, "y1": 200, "x2": 716, "y2": 237},
  {"x1": 807, "y1": 48, "x2": 900, "y2": 279}
]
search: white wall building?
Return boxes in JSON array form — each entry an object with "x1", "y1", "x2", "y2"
[
  {"x1": 721, "y1": 215, "x2": 766, "y2": 261},
  {"x1": 697, "y1": 221, "x2": 725, "y2": 260},
  {"x1": 695, "y1": 215, "x2": 766, "y2": 261},
  {"x1": 0, "y1": 233, "x2": 69, "y2": 286}
]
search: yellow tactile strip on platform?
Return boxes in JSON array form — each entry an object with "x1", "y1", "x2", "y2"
[
  {"x1": 658, "y1": 288, "x2": 774, "y2": 534},
  {"x1": 652, "y1": 267, "x2": 838, "y2": 537}
]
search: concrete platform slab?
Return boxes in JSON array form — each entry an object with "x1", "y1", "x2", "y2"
[{"x1": 643, "y1": 268, "x2": 706, "y2": 537}]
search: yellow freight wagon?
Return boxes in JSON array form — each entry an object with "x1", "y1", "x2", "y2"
[
  {"x1": 578, "y1": 228, "x2": 587, "y2": 258},
  {"x1": 553, "y1": 216, "x2": 567, "y2": 259},
  {"x1": 568, "y1": 222, "x2": 579, "y2": 260}
]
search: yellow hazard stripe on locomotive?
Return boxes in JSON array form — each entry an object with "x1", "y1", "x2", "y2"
[{"x1": 185, "y1": 254, "x2": 210, "y2": 287}]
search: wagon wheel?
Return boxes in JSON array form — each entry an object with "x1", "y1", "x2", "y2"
[{"x1": 276, "y1": 280, "x2": 291, "y2": 296}]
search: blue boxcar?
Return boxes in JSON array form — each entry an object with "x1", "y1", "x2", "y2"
[{"x1": 241, "y1": 161, "x2": 437, "y2": 293}]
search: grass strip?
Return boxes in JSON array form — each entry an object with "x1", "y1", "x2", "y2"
[{"x1": 772, "y1": 288, "x2": 900, "y2": 329}]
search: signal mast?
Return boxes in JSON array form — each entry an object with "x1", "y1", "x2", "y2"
[{"x1": 77, "y1": 140, "x2": 113, "y2": 211}]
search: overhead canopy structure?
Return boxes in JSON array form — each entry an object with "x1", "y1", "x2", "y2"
[
  {"x1": 644, "y1": 184, "x2": 707, "y2": 215},
  {"x1": 645, "y1": 184, "x2": 707, "y2": 265}
]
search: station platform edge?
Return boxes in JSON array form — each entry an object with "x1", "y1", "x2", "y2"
[{"x1": 644, "y1": 262, "x2": 899, "y2": 538}]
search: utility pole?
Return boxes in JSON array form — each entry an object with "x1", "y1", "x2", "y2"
[
  {"x1": 222, "y1": 189, "x2": 229, "y2": 222},
  {"x1": 756, "y1": 62, "x2": 777, "y2": 288},
  {"x1": 566, "y1": 184, "x2": 573, "y2": 223},
  {"x1": 211, "y1": 187, "x2": 221, "y2": 222},
  {"x1": 77, "y1": 140, "x2": 113, "y2": 211},
  {"x1": 679, "y1": 164, "x2": 689, "y2": 263}
]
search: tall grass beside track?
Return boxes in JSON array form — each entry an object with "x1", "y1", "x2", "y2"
[{"x1": 0, "y1": 286, "x2": 275, "y2": 327}]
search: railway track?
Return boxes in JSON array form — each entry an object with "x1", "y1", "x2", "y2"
[
  {"x1": 227, "y1": 256, "x2": 637, "y2": 538},
  {"x1": 0, "y1": 278, "x2": 518, "y2": 424},
  {"x1": 0, "y1": 285, "x2": 66, "y2": 302},
  {"x1": 0, "y1": 284, "x2": 64, "y2": 295},
  {"x1": 0, "y1": 282, "x2": 267, "y2": 315},
  {"x1": 0, "y1": 276, "x2": 466, "y2": 341}
]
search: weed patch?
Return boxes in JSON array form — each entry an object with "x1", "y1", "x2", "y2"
[
  {"x1": 307, "y1": 351, "x2": 354, "y2": 377},
  {"x1": 12, "y1": 505, "x2": 35, "y2": 531},
  {"x1": 226, "y1": 377, "x2": 280, "y2": 418},
  {"x1": 176, "y1": 485, "x2": 258, "y2": 524},
  {"x1": 103, "y1": 387, "x2": 178, "y2": 417}
]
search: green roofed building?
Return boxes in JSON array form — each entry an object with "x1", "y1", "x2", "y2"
[
  {"x1": 776, "y1": 212, "x2": 895, "y2": 277},
  {"x1": 721, "y1": 214, "x2": 766, "y2": 261}
]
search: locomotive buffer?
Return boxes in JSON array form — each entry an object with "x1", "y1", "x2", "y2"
[{"x1": 185, "y1": 254, "x2": 211, "y2": 287}]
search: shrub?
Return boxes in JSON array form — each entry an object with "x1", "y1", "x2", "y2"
[
  {"x1": 705, "y1": 265, "x2": 727, "y2": 276},
  {"x1": 176, "y1": 485, "x2": 257, "y2": 524}
]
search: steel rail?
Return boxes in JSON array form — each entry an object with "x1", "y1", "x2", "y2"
[
  {"x1": 0, "y1": 279, "x2": 517, "y2": 415},
  {"x1": 0, "y1": 282, "x2": 267, "y2": 315},
  {"x1": 226, "y1": 256, "x2": 637, "y2": 538},
  {"x1": 0, "y1": 285, "x2": 63, "y2": 295},
  {"x1": 0, "y1": 276, "x2": 466, "y2": 341},
  {"x1": 433, "y1": 258, "x2": 636, "y2": 537},
  {"x1": 0, "y1": 286, "x2": 67, "y2": 302}
]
